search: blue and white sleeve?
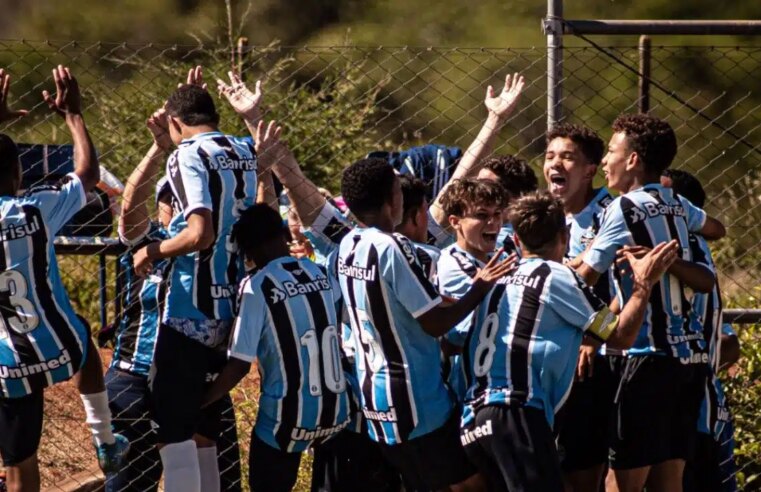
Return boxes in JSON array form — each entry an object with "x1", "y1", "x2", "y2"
[
  {"x1": 166, "y1": 148, "x2": 211, "y2": 218},
  {"x1": 302, "y1": 202, "x2": 352, "y2": 259},
  {"x1": 548, "y1": 267, "x2": 615, "y2": 340},
  {"x1": 584, "y1": 200, "x2": 632, "y2": 274},
  {"x1": 384, "y1": 235, "x2": 442, "y2": 318},
  {"x1": 29, "y1": 173, "x2": 88, "y2": 234},
  {"x1": 679, "y1": 195, "x2": 708, "y2": 233},
  {"x1": 228, "y1": 277, "x2": 266, "y2": 362}
]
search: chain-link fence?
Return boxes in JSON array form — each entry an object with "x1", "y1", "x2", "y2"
[{"x1": 0, "y1": 39, "x2": 760, "y2": 490}]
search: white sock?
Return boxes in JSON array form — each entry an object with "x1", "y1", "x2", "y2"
[
  {"x1": 80, "y1": 391, "x2": 115, "y2": 446},
  {"x1": 160, "y1": 440, "x2": 201, "y2": 492},
  {"x1": 198, "y1": 446, "x2": 220, "y2": 492}
]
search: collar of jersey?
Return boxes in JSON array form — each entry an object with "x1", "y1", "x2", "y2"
[
  {"x1": 266, "y1": 256, "x2": 298, "y2": 269},
  {"x1": 574, "y1": 187, "x2": 610, "y2": 218},
  {"x1": 179, "y1": 131, "x2": 224, "y2": 146},
  {"x1": 631, "y1": 182, "x2": 668, "y2": 196},
  {"x1": 450, "y1": 243, "x2": 486, "y2": 268}
]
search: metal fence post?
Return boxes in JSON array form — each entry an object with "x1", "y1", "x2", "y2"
[
  {"x1": 638, "y1": 35, "x2": 651, "y2": 114},
  {"x1": 545, "y1": 0, "x2": 563, "y2": 129}
]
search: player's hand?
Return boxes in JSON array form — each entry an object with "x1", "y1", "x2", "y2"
[
  {"x1": 132, "y1": 246, "x2": 154, "y2": 278},
  {"x1": 626, "y1": 240, "x2": 679, "y2": 288},
  {"x1": 146, "y1": 108, "x2": 173, "y2": 152},
  {"x1": 484, "y1": 73, "x2": 525, "y2": 121},
  {"x1": 473, "y1": 249, "x2": 518, "y2": 285},
  {"x1": 217, "y1": 71, "x2": 263, "y2": 121},
  {"x1": 42, "y1": 65, "x2": 81, "y2": 117},
  {"x1": 181, "y1": 65, "x2": 208, "y2": 91},
  {"x1": 0, "y1": 69, "x2": 29, "y2": 123},
  {"x1": 255, "y1": 120, "x2": 283, "y2": 171},
  {"x1": 576, "y1": 339, "x2": 598, "y2": 381}
]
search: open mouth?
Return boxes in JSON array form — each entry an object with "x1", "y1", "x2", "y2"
[
  {"x1": 482, "y1": 232, "x2": 498, "y2": 243},
  {"x1": 549, "y1": 175, "x2": 567, "y2": 193}
]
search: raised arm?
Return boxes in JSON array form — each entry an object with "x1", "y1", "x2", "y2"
[
  {"x1": 429, "y1": 73, "x2": 525, "y2": 227},
  {"x1": 217, "y1": 71, "x2": 263, "y2": 137},
  {"x1": 42, "y1": 66, "x2": 99, "y2": 191},
  {"x1": 0, "y1": 68, "x2": 29, "y2": 124},
  {"x1": 254, "y1": 120, "x2": 281, "y2": 211}
]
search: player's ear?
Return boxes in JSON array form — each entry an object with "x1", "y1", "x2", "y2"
[
  {"x1": 448, "y1": 214, "x2": 461, "y2": 231},
  {"x1": 625, "y1": 151, "x2": 640, "y2": 172}
]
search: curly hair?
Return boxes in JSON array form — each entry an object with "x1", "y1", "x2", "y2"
[
  {"x1": 612, "y1": 113, "x2": 677, "y2": 175},
  {"x1": 341, "y1": 158, "x2": 397, "y2": 216},
  {"x1": 165, "y1": 85, "x2": 219, "y2": 126},
  {"x1": 662, "y1": 169, "x2": 706, "y2": 208},
  {"x1": 439, "y1": 178, "x2": 505, "y2": 218},
  {"x1": 399, "y1": 175, "x2": 427, "y2": 224},
  {"x1": 507, "y1": 190, "x2": 566, "y2": 253},
  {"x1": 482, "y1": 155, "x2": 538, "y2": 198},
  {"x1": 547, "y1": 123, "x2": 605, "y2": 165},
  {"x1": 231, "y1": 203, "x2": 286, "y2": 258}
]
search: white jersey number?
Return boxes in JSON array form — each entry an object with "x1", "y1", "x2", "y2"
[
  {"x1": 300, "y1": 325, "x2": 347, "y2": 396},
  {"x1": 0, "y1": 270, "x2": 40, "y2": 336},
  {"x1": 473, "y1": 313, "x2": 499, "y2": 377}
]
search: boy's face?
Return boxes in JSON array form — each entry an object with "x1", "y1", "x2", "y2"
[
  {"x1": 452, "y1": 202, "x2": 503, "y2": 256},
  {"x1": 544, "y1": 137, "x2": 596, "y2": 204},
  {"x1": 602, "y1": 132, "x2": 635, "y2": 193}
]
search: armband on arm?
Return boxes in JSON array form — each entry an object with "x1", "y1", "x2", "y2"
[{"x1": 585, "y1": 306, "x2": 618, "y2": 343}]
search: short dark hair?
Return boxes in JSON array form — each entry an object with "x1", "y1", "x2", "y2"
[
  {"x1": 547, "y1": 123, "x2": 605, "y2": 165},
  {"x1": 341, "y1": 158, "x2": 397, "y2": 216},
  {"x1": 399, "y1": 175, "x2": 427, "y2": 224},
  {"x1": 612, "y1": 113, "x2": 677, "y2": 175},
  {"x1": 231, "y1": 204, "x2": 286, "y2": 257},
  {"x1": 165, "y1": 85, "x2": 219, "y2": 126},
  {"x1": 508, "y1": 191, "x2": 566, "y2": 253},
  {"x1": 439, "y1": 178, "x2": 505, "y2": 218},
  {"x1": 662, "y1": 169, "x2": 706, "y2": 208},
  {"x1": 482, "y1": 155, "x2": 538, "y2": 198},
  {"x1": 0, "y1": 134, "x2": 19, "y2": 181}
]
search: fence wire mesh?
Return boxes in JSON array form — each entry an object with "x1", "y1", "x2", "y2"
[{"x1": 0, "y1": 39, "x2": 759, "y2": 490}]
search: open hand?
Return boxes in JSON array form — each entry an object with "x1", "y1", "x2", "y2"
[
  {"x1": 42, "y1": 65, "x2": 81, "y2": 117},
  {"x1": 146, "y1": 108, "x2": 173, "y2": 151},
  {"x1": 217, "y1": 71, "x2": 263, "y2": 120},
  {"x1": 181, "y1": 65, "x2": 208, "y2": 91},
  {"x1": 625, "y1": 240, "x2": 679, "y2": 288},
  {"x1": 484, "y1": 73, "x2": 525, "y2": 120},
  {"x1": 473, "y1": 249, "x2": 519, "y2": 285},
  {"x1": 0, "y1": 69, "x2": 29, "y2": 123}
]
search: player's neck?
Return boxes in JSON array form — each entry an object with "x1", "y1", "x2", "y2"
[
  {"x1": 181, "y1": 124, "x2": 219, "y2": 139},
  {"x1": 456, "y1": 238, "x2": 489, "y2": 263},
  {"x1": 625, "y1": 173, "x2": 660, "y2": 193},
  {"x1": 564, "y1": 186, "x2": 596, "y2": 215},
  {"x1": 358, "y1": 213, "x2": 395, "y2": 233},
  {"x1": 394, "y1": 222, "x2": 424, "y2": 244}
]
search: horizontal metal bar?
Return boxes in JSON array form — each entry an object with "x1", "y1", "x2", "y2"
[
  {"x1": 724, "y1": 309, "x2": 761, "y2": 324},
  {"x1": 564, "y1": 20, "x2": 761, "y2": 36}
]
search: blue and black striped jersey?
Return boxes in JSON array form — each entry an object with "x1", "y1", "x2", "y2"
[
  {"x1": 337, "y1": 227, "x2": 453, "y2": 445},
  {"x1": 496, "y1": 222, "x2": 521, "y2": 257},
  {"x1": 111, "y1": 223, "x2": 170, "y2": 377},
  {"x1": 584, "y1": 184, "x2": 707, "y2": 359},
  {"x1": 0, "y1": 174, "x2": 89, "y2": 398},
  {"x1": 229, "y1": 256, "x2": 350, "y2": 452}
]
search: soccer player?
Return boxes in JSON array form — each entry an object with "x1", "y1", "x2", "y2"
[
  {"x1": 543, "y1": 122, "x2": 616, "y2": 491},
  {"x1": 202, "y1": 203, "x2": 350, "y2": 492},
  {"x1": 132, "y1": 74, "x2": 260, "y2": 492},
  {"x1": 574, "y1": 114, "x2": 726, "y2": 492},
  {"x1": 337, "y1": 158, "x2": 516, "y2": 491},
  {"x1": 476, "y1": 154, "x2": 538, "y2": 255},
  {"x1": 459, "y1": 191, "x2": 678, "y2": 491},
  {"x1": 395, "y1": 175, "x2": 441, "y2": 281},
  {"x1": 0, "y1": 67, "x2": 128, "y2": 491}
]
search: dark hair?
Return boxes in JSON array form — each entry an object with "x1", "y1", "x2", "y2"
[
  {"x1": 612, "y1": 113, "x2": 677, "y2": 175},
  {"x1": 399, "y1": 175, "x2": 427, "y2": 224},
  {"x1": 165, "y1": 85, "x2": 219, "y2": 126},
  {"x1": 508, "y1": 191, "x2": 566, "y2": 253},
  {"x1": 439, "y1": 178, "x2": 505, "y2": 218},
  {"x1": 482, "y1": 155, "x2": 538, "y2": 198},
  {"x1": 341, "y1": 158, "x2": 397, "y2": 216},
  {"x1": 662, "y1": 169, "x2": 706, "y2": 208},
  {"x1": 231, "y1": 204, "x2": 286, "y2": 256},
  {"x1": 547, "y1": 123, "x2": 605, "y2": 165},
  {"x1": 0, "y1": 133, "x2": 19, "y2": 181}
]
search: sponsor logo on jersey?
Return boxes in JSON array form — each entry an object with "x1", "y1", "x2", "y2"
[
  {"x1": 337, "y1": 258, "x2": 377, "y2": 281},
  {"x1": 501, "y1": 272, "x2": 542, "y2": 289},
  {"x1": 667, "y1": 332, "x2": 704, "y2": 344},
  {"x1": 0, "y1": 215, "x2": 41, "y2": 242},
  {"x1": 211, "y1": 284, "x2": 236, "y2": 299},
  {"x1": 269, "y1": 277, "x2": 331, "y2": 304},
  {"x1": 362, "y1": 407, "x2": 398, "y2": 422},
  {"x1": 290, "y1": 420, "x2": 351, "y2": 441},
  {"x1": 0, "y1": 349, "x2": 71, "y2": 378},
  {"x1": 210, "y1": 155, "x2": 256, "y2": 171},
  {"x1": 628, "y1": 202, "x2": 686, "y2": 224},
  {"x1": 679, "y1": 352, "x2": 710, "y2": 365},
  {"x1": 460, "y1": 419, "x2": 494, "y2": 446}
]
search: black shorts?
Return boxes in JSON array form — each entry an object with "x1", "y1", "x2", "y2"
[
  {"x1": 462, "y1": 404, "x2": 564, "y2": 492},
  {"x1": 249, "y1": 432, "x2": 302, "y2": 492},
  {"x1": 610, "y1": 355, "x2": 707, "y2": 470},
  {"x1": 0, "y1": 391, "x2": 44, "y2": 466},
  {"x1": 311, "y1": 429, "x2": 401, "y2": 492},
  {"x1": 149, "y1": 325, "x2": 228, "y2": 444},
  {"x1": 379, "y1": 411, "x2": 476, "y2": 491},
  {"x1": 556, "y1": 353, "x2": 618, "y2": 472}
]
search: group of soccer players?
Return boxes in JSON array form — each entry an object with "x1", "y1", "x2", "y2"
[{"x1": 0, "y1": 62, "x2": 741, "y2": 492}]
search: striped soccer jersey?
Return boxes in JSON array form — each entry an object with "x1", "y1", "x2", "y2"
[
  {"x1": 496, "y1": 221, "x2": 521, "y2": 257},
  {"x1": 337, "y1": 227, "x2": 453, "y2": 445},
  {"x1": 437, "y1": 244, "x2": 484, "y2": 348},
  {"x1": 111, "y1": 223, "x2": 170, "y2": 376},
  {"x1": 584, "y1": 184, "x2": 707, "y2": 359},
  {"x1": 462, "y1": 258, "x2": 610, "y2": 428},
  {"x1": 164, "y1": 132, "x2": 257, "y2": 345},
  {"x1": 0, "y1": 174, "x2": 89, "y2": 398},
  {"x1": 229, "y1": 256, "x2": 350, "y2": 452}
]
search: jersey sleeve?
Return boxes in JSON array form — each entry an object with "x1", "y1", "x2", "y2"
[
  {"x1": 27, "y1": 173, "x2": 87, "y2": 234},
  {"x1": 302, "y1": 201, "x2": 352, "y2": 259},
  {"x1": 383, "y1": 234, "x2": 442, "y2": 318},
  {"x1": 228, "y1": 277, "x2": 266, "y2": 362},
  {"x1": 584, "y1": 199, "x2": 632, "y2": 274},
  {"x1": 426, "y1": 209, "x2": 455, "y2": 248},
  {"x1": 436, "y1": 254, "x2": 476, "y2": 347},
  {"x1": 679, "y1": 195, "x2": 707, "y2": 232},
  {"x1": 547, "y1": 266, "x2": 617, "y2": 340},
  {"x1": 721, "y1": 323, "x2": 736, "y2": 337},
  {"x1": 166, "y1": 147, "x2": 211, "y2": 219}
]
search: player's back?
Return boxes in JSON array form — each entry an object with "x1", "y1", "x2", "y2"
[
  {"x1": 0, "y1": 175, "x2": 88, "y2": 398},
  {"x1": 234, "y1": 256, "x2": 350, "y2": 452},
  {"x1": 164, "y1": 132, "x2": 257, "y2": 323},
  {"x1": 337, "y1": 226, "x2": 452, "y2": 444}
]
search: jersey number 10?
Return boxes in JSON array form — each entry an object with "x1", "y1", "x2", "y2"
[{"x1": 300, "y1": 325, "x2": 347, "y2": 396}]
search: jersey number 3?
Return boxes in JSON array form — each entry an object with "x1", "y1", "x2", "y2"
[{"x1": 0, "y1": 270, "x2": 40, "y2": 336}]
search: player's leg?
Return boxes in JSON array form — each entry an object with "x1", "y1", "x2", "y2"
[
  {"x1": 104, "y1": 368, "x2": 161, "y2": 492},
  {"x1": 248, "y1": 432, "x2": 302, "y2": 492},
  {"x1": 0, "y1": 391, "x2": 44, "y2": 492},
  {"x1": 216, "y1": 395, "x2": 243, "y2": 492},
  {"x1": 648, "y1": 459, "x2": 686, "y2": 492}
]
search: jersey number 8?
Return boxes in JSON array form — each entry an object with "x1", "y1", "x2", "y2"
[
  {"x1": 300, "y1": 325, "x2": 347, "y2": 396},
  {"x1": 0, "y1": 270, "x2": 40, "y2": 336},
  {"x1": 473, "y1": 313, "x2": 499, "y2": 377}
]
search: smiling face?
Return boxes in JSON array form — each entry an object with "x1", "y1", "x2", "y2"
[
  {"x1": 544, "y1": 137, "x2": 597, "y2": 205},
  {"x1": 602, "y1": 132, "x2": 635, "y2": 193},
  {"x1": 451, "y1": 203, "x2": 503, "y2": 259}
]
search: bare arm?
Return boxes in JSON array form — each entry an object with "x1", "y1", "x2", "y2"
[
  {"x1": 616, "y1": 245, "x2": 715, "y2": 293},
  {"x1": 719, "y1": 333, "x2": 740, "y2": 370},
  {"x1": 217, "y1": 71, "x2": 263, "y2": 137},
  {"x1": 0, "y1": 68, "x2": 29, "y2": 123},
  {"x1": 201, "y1": 358, "x2": 251, "y2": 408},
  {"x1": 701, "y1": 216, "x2": 726, "y2": 240}
]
